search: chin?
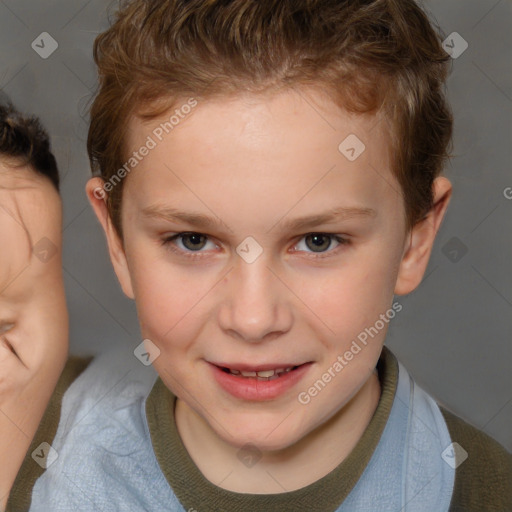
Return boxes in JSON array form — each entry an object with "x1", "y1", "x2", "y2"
[{"x1": 216, "y1": 416, "x2": 305, "y2": 453}]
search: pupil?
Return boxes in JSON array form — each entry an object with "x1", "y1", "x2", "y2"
[
  {"x1": 307, "y1": 234, "x2": 330, "y2": 252},
  {"x1": 183, "y1": 233, "x2": 206, "y2": 251}
]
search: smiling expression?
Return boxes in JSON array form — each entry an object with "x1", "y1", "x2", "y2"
[{"x1": 90, "y1": 87, "x2": 419, "y2": 450}]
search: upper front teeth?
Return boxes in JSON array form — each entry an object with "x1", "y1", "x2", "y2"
[
  {"x1": 233, "y1": 367, "x2": 294, "y2": 377},
  {"x1": 240, "y1": 370, "x2": 257, "y2": 377},
  {"x1": 253, "y1": 370, "x2": 275, "y2": 378}
]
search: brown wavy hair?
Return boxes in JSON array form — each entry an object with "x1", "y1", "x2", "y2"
[{"x1": 87, "y1": 0, "x2": 453, "y2": 239}]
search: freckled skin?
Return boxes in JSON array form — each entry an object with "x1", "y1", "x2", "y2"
[
  {"x1": 86, "y1": 88, "x2": 451, "y2": 493},
  {"x1": 0, "y1": 162, "x2": 68, "y2": 507}
]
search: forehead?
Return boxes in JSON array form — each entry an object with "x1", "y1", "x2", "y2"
[
  {"x1": 0, "y1": 160, "x2": 59, "y2": 211},
  {"x1": 122, "y1": 89, "x2": 399, "y2": 223},
  {"x1": 0, "y1": 161, "x2": 61, "y2": 247},
  {"x1": 0, "y1": 162, "x2": 61, "y2": 297}
]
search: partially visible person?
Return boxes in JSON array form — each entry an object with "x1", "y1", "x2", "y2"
[{"x1": 0, "y1": 102, "x2": 72, "y2": 509}]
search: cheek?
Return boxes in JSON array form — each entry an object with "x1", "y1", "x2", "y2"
[
  {"x1": 129, "y1": 251, "x2": 209, "y2": 345},
  {"x1": 295, "y1": 244, "x2": 400, "y2": 336}
]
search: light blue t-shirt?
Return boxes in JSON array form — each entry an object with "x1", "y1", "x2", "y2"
[{"x1": 29, "y1": 346, "x2": 455, "y2": 511}]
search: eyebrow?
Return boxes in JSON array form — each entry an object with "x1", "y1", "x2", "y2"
[{"x1": 142, "y1": 204, "x2": 376, "y2": 232}]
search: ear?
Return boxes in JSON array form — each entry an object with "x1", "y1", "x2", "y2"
[
  {"x1": 394, "y1": 177, "x2": 452, "y2": 295},
  {"x1": 85, "y1": 177, "x2": 135, "y2": 299}
]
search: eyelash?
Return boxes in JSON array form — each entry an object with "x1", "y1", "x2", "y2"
[{"x1": 160, "y1": 232, "x2": 350, "y2": 260}]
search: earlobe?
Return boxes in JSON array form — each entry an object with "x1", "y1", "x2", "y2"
[
  {"x1": 394, "y1": 177, "x2": 452, "y2": 295},
  {"x1": 85, "y1": 177, "x2": 135, "y2": 300}
]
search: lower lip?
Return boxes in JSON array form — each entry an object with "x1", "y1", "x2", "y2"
[{"x1": 209, "y1": 362, "x2": 312, "y2": 401}]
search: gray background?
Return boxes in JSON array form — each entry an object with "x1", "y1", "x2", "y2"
[{"x1": 0, "y1": 0, "x2": 510, "y2": 451}]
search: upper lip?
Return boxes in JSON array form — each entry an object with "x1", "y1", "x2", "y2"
[{"x1": 209, "y1": 361, "x2": 309, "y2": 371}]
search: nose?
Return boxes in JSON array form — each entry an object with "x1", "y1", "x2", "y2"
[{"x1": 217, "y1": 253, "x2": 293, "y2": 343}]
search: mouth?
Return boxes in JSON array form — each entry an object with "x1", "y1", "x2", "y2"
[
  {"x1": 209, "y1": 361, "x2": 313, "y2": 401},
  {"x1": 218, "y1": 365, "x2": 302, "y2": 381}
]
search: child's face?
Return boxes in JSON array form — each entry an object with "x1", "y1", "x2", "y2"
[
  {"x1": 0, "y1": 161, "x2": 68, "y2": 506},
  {"x1": 88, "y1": 88, "x2": 448, "y2": 450},
  {"x1": 0, "y1": 161, "x2": 68, "y2": 406}
]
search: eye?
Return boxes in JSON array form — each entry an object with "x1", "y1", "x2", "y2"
[
  {"x1": 161, "y1": 232, "x2": 349, "y2": 259},
  {"x1": 0, "y1": 322, "x2": 15, "y2": 335},
  {"x1": 161, "y1": 232, "x2": 216, "y2": 258},
  {"x1": 292, "y1": 233, "x2": 349, "y2": 258}
]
